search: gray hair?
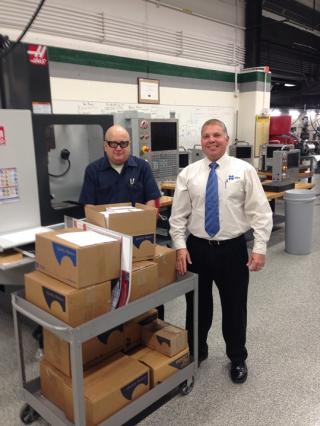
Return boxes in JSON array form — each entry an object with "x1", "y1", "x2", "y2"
[{"x1": 201, "y1": 119, "x2": 228, "y2": 136}]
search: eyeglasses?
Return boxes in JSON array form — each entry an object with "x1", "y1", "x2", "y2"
[{"x1": 105, "y1": 140, "x2": 130, "y2": 149}]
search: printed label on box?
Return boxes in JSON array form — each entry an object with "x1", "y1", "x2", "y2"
[
  {"x1": 132, "y1": 234, "x2": 154, "y2": 249},
  {"x1": 120, "y1": 372, "x2": 149, "y2": 400},
  {"x1": 52, "y1": 242, "x2": 77, "y2": 266},
  {"x1": 97, "y1": 325, "x2": 124, "y2": 344},
  {"x1": 169, "y1": 353, "x2": 190, "y2": 370},
  {"x1": 42, "y1": 287, "x2": 66, "y2": 311}
]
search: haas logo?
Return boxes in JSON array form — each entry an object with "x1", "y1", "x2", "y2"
[{"x1": 27, "y1": 44, "x2": 48, "y2": 66}]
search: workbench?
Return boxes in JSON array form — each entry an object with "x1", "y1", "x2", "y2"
[
  {"x1": 258, "y1": 170, "x2": 314, "y2": 184},
  {"x1": 160, "y1": 180, "x2": 315, "y2": 212}
]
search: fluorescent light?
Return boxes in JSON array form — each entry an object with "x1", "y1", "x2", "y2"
[{"x1": 284, "y1": 83, "x2": 296, "y2": 87}]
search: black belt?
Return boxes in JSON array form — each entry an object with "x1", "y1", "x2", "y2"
[{"x1": 190, "y1": 233, "x2": 245, "y2": 246}]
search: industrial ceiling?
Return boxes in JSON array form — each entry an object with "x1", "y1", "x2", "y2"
[{"x1": 157, "y1": 0, "x2": 320, "y2": 109}]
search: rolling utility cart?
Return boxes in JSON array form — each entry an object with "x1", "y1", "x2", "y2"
[{"x1": 12, "y1": 272, "x2": 198, "y2": 426}]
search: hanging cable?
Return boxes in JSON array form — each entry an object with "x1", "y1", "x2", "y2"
[
  {"x1": 0, "y1": 0, "x2": 47, "y2": 60},
  {"x1": 48, "y1": 149, "x2": 71, "y2": 178}
]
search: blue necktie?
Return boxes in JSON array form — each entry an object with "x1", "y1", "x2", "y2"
[{"x1": 205, "y1": 162, "x2": 220, "y2": 237}]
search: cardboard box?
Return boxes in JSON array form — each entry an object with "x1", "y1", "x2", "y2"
[
  {"x1": 85, "y1": 203, "x2": 157, "y2": 261},
  {"x1": 130, "y1": 261, "x2": 158, "y2": 302},
  {"x1": 40, "y1": 359, "x2": 68, "y2": 412},
  {"x1": 64, "y1": 354, "x2": 150, "y2": 426},
  {"x1": 141, "y1": 319, "x2": 188, "y2": 357},
  {"x1": 123, "y1": 309, "x2": 158, "y2": 352},
  {"x1": 40, "y1": 355, "x2": 125, "y2": 414},
  {"x1": 0, "y1": 250, "x2": 23, "y2": 265},
  {"x1": 130, "y1": 346, "x2": 190, "y2": 387},
  {"x1": 44, "y1": 325, "x2": 125, "y2": 377},
  {"x1": 25, "y1": 271, "x2": 111, "y2": 327},
  {"x1": 36, "y1": 228, "x2": 120, "y2": 288},
  {"x1": 154, "y1": 245, "x2": 176, "y2": 288}
]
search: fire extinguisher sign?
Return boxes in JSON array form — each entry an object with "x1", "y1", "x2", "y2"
[{"x1": 0, "y1": 126, "x2": 6, "y2": 145}]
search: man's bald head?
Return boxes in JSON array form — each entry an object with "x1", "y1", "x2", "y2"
[{"x1": 104, "y1": 124, "x2": 131, "y2": 165}]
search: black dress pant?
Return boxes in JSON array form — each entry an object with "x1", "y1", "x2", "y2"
[{"x1": 186, "y1": 234, "x2": 249, "y2": 364}]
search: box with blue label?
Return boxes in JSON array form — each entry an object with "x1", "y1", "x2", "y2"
[
  {"x1": 25, "y1": 270, "x2": 111, "y2": 327},
  {"x1": 84, "y1": 203, "x2": 157, "y2": 261},
  {"x1": 43, "y1": 325, "x2": 125, "y2": 377},
  {"x1": 130, "y1": 346, "x2": 190, "y2": 388},
  {"x1": 35, "y1": 228, "x2": 121, "y2": 288},
  {"x1": 64, "y1": 353, "x2": 150, "y2": 425},
  {"x1": 41, "y1": 353, "x2": 150, "y2": 424},
  {"x1": 141, "y1": 319, "x2": 188, "y2": 357}
]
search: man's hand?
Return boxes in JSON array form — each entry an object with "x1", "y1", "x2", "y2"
[
  {"x1": 247, "y1": 252, "x2": 266, "y2": 272},
  {"x1": 176, "y1": 248, "x2": 192, "y2": 275}
]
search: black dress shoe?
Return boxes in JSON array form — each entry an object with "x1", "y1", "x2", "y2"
[
  {"x1": 198, "y1": 351, "x2": 208, "y2": 367},
  {"x1": 230, "y1": 361, "x2": 247, "y2": 383}
]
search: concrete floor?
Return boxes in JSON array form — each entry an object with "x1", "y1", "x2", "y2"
[{"x1": 1, "y1": 175, "x2": 320, "y2": 426}]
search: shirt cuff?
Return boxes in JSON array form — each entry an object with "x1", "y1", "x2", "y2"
[
  {"x1": 172, "y1": 238, "x2": 187, "y2": 250},
  {"x1": 252, "y1": 240, "x2": 267, "y2": 255}
]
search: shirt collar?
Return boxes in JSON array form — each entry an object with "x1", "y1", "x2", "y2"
[
  {"x1": 204, "y1": 152, "x2": 229, "y2": 168},
  {"x1": 104, "y1": 154, "x2": 137, "y2": 170}
]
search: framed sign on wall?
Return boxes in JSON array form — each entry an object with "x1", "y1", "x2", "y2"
[{"x1": 138, "y1": 78, "x2": 160, "y2": 104}]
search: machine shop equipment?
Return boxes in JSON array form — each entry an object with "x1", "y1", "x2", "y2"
[
  {"x1": 178, "y1": 146, "x2": 190, "y2": 170},
  {"x1": 0, "y1": 110, "x2": 113, "y2": 231},
  {"x1": 229, "y1": 140, "x2": 253, "y2": 164},
  {"x1": 189, "y1": 144, "x2": 204, "y2": 163},
  {"x1": 259, "y1": 143, "x2": 295, "y2": 171},
  {"x1": 115, "y1": 111, "x2": 179, "y2": 182},
  {"x1": 271, "y1": 149, "x2": 300, "y2": 183}
]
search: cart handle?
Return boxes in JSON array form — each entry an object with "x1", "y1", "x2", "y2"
[{"x1": 11, "y1": 297, "x2": 69, "y2": 332}]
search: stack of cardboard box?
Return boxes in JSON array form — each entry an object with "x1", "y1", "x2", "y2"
[
  {"x1": 85, "y1": 202, "x2": 177, "y2": 300},
  {"x1": 23, "y1": 207, "x2": 185, "y2": 424},
  {"x1": 24, "y1": 227, "x2": 151, "y2": 424},
  {"x1": 131, "y1": 319, "x2": 190, "y2": 388}
]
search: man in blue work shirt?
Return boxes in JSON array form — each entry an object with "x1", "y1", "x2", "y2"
[
  {"x1": 79, "y1": 124, "x2": 164, "y2": 320},
  {"x1": 79, "y1": 124, "x2": 161, "y2": 207}
]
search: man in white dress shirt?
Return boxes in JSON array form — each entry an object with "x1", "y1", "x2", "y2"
[{"x1": 169, "y1": 119, "x2": 273, "y2": 383}]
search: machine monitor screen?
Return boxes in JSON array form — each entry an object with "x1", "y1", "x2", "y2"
[
  {"x1": 287, "y1": 151, "x2": 300, "y2": 168},
  {"x1": 266, "y1": 146, "x2": 282, "y2": 158},
  {"x1": 150, "y1": 121, "x2": 178, "y2": 151},
  {"x1": 235, "y1": 146, "x2": 252, "y2": 159},
  {"x1": 179, "y1": 152, "x2": 189, "y2": 168}
]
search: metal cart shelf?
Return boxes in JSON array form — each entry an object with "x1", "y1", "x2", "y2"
[{"x1": 12, "y1": 272, "x2": 198, "y2": 426}]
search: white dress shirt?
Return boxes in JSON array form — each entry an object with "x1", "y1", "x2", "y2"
[{"x1": 169, "y1": 153, "x2": 273, "y2": 255}]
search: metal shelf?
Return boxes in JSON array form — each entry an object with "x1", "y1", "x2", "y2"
[{"x1": 12, "y1": 272, "x2": 198, "y2": 426}]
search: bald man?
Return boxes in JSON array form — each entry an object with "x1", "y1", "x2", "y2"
[{"x1": 79, "y1": 124, "x2": 160, "y2": 206}]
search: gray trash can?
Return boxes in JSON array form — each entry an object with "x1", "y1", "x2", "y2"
[{"x1": 283, "y1": 189, "x2": 316, "y2": 255}]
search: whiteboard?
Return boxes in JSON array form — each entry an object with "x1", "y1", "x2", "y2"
[{"x1": 53, "y1": 100, "x2": 235, "y2": 148}]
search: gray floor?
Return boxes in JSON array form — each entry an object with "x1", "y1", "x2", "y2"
[{"x1": 1, "y1": 176, "x2": 320, "y2": 426}]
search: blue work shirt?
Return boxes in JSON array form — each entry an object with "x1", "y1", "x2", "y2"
[{"x1": 79, "y1": 154, "x2": 161, "y2": 205}]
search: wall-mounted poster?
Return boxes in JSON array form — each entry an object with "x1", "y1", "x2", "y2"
[
  {"x1": 0, "y1": 167, "x2": 19, "y2": 203},
  {"x1": 255, "y1": 115, "x2": 270, "y2": 157},
  {"x1": 138, "y1": 78, "x2": 160, "y2": 104}
]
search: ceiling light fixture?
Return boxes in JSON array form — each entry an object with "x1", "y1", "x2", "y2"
[{"x1": 284, "y1": 83, "x2": 296, "y2": 87}]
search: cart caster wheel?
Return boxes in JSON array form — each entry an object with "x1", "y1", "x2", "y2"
[
  {"x1": 19, "y1": 404, "x2": 40, "y2": 424},
  {"x1": 179, "y1": 377, "x2": 194, "y2": 395}
]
